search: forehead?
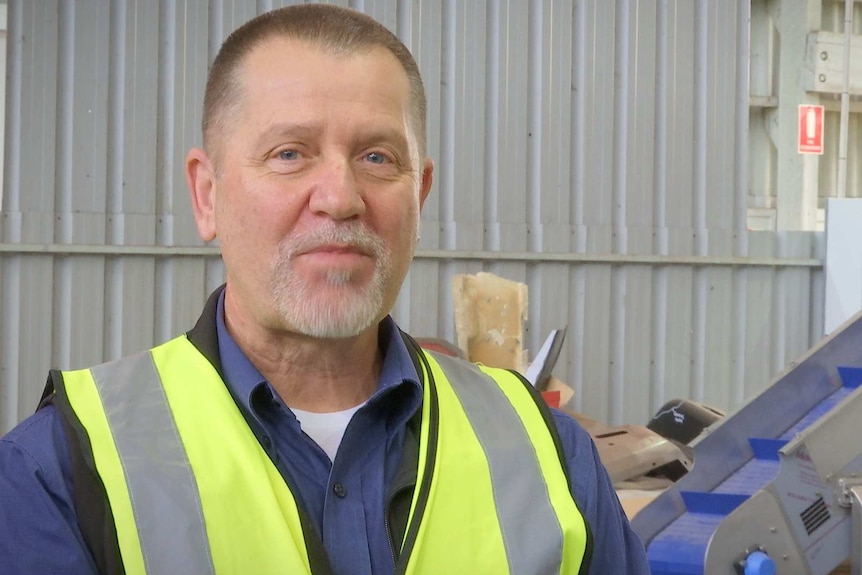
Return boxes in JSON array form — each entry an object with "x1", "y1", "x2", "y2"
[
  {"x1": 217, "y1": 37, "x2": 420, "y2": 161},
  {"x1": 239, "y1": 37, "x2": 411, "y2": 112}
]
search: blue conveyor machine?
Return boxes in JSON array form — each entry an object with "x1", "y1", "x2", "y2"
[{"x1": 632, "y1": 311, "x2": 862, "y2": 575}]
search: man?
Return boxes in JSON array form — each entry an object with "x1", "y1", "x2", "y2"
[{"x1": 0, "y1": 4, "x2": 650, "y2": 574}]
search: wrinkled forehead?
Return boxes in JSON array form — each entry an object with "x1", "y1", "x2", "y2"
[
  {"x1": 206, "y1": 35, "x2": 426, "y2": 168},
  {"x1": 238, "y1": 39, "x2": 418, "y2": 142}
]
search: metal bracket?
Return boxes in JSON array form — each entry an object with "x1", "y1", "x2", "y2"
[
  {"x1": 837, "y1": 477, "x2": 862, "y2": 575},
  {"x1": 837, "y1": 476, "x2": 862, "y2": 508},
  {"x1": 805, "y1": 31, "x2": 862, "y2": 96}
]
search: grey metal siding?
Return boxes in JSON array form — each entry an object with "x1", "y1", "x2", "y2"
[{"x1": 1, "y1": 0, "x2": 827, "y2": 435}]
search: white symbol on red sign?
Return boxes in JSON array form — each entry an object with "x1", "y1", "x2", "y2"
[{"x1": 798, "y1": 105, "x2": 824, "y2": 155}]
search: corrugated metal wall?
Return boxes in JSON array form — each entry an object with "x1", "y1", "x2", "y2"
[{"x1": 0, "y1": 0, "x2": 827, "y2": 435}]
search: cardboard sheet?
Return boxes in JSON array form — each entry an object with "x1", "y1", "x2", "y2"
[{"x1": 452, "y1": 272, "x2": 528, "y2": 372}]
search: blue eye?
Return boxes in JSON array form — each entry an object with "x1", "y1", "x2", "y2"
[
  {"x1": 366, "y1": 152, "x2": 387, "y2": 164},
  {"x1": 278, "y1": 150, "x2": 298, "y2": 161}
]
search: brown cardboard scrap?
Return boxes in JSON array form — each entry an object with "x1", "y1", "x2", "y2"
[{"x1": 452, "y1": 272, "x2": 528, "y2": 372}]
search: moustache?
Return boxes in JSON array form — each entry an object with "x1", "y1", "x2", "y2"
[{"x1": 279, "y1": 224, "x2": 386, "y2": 260}]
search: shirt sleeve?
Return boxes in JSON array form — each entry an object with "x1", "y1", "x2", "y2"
[
  {"x1": 551, "y1": 409, "x2": 652, "y2": 575},
  {"x1": 0, "y1": 405, "x2": 98, "y2": 575}
]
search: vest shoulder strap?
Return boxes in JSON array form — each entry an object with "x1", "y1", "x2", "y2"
[{"x1": 45, "y1": 369, "x2": 125, "y2": 575}]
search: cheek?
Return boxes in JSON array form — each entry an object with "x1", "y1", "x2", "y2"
[
  {"x1": 218, "y1": 182, "x2": 299, "y2": 246},
  {"x1": 381, "y1": 197, "x2": 421, "y2": 255},
  {"x1": 376, "y1": 197, "x2": 414, "y2": 234},
  {"x1": 401, "y1": 197, "x2": 422, "y2": 238}
]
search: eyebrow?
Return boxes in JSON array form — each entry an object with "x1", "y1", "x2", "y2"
[
  {"x1": 253, "y1": 123, "x2": 322, "y2": 150},
  {"x1": 363, "y1": 127, "x2": 411, "y2": 154},
  {"x1": 252, "y1": 121, "x2": 415, "y2": 160}
]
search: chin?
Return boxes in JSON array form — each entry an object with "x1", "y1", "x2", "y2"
[{"x1": 273, "y1": 285, "x2": 385, "y2": 339}]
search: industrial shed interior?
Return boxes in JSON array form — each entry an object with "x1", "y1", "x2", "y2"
[{"x1": 1, "y1": 1, "x2": 862, "y2": 574}]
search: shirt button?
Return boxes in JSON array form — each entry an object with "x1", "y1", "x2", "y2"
[
  {"x1": 261, "y1": 436, "x2": 272, "y2": 450},
  {"x1": 332, "y1": 482, "x2": 347, "y2": 498}
]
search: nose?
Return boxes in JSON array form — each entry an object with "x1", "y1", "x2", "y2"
[{"x1": 307, "y1": 156, "x2": 366, "y2": 220}]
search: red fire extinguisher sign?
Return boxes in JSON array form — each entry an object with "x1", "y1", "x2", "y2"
[{"x1": 798, "y1": 105, "x2": 824, "y2": 155}]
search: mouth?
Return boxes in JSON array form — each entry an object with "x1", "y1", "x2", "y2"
[
  {"x1": 298, "y1": 242, "x2": 372, "y2": 257},
  {"x1": 294, "y1": 243, "x2": 375, "y2": 268}
]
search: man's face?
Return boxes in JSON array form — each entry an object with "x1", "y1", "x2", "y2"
[{"x1": 189, "y1": 37, "x2": 433, "y2": 339}]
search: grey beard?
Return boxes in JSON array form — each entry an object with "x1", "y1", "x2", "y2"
[{"x1": 269, "y1": 223, "x2": 391, "y2": 339}]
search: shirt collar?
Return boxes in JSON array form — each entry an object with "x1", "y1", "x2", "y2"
[{"x1": 215, "y1": 290, "x2": 422, "y2": 415}]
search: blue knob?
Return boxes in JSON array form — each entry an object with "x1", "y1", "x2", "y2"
[{"x1": 744, "y1": 551, "x2": 775, "y2": 575}]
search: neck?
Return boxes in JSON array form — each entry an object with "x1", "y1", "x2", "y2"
[{"x1": 225, "y1": 302, "x2": 383, "y2": 413}]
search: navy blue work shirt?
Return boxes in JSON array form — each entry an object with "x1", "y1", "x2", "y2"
[{"x1": 0, "y1": 293, "x2": 650, "y2": 574}]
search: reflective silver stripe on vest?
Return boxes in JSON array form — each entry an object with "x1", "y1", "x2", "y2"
[
  {"x1": 432, "y1": 353, "x2": 563, "y2": 575},
  {"x1": 90, "y1": 351, "x2": 216, "y2": 575}
]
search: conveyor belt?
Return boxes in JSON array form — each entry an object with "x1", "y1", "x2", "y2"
[
  {"x1": 633, "y1": 310, "x2": 862, "y2": 575},
  {"x1": 646, "y1": 382, "x2": 856, "y2": 574}
]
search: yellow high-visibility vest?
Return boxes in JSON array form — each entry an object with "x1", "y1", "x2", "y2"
[{"x1": 56, "y1": 334, "x2": 589, "y2": 574}]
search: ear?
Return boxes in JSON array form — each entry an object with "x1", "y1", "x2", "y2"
[
  {"x1": 419, "y1": 157, "x2": 434, "y2": 210},
  {"x1": 185, "y1": 148, "x2": 218, "y2": 242}
]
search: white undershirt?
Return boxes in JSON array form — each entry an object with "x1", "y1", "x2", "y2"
[{"x1": 291, "y1": 404, "x2": 365, "y2": 462}]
